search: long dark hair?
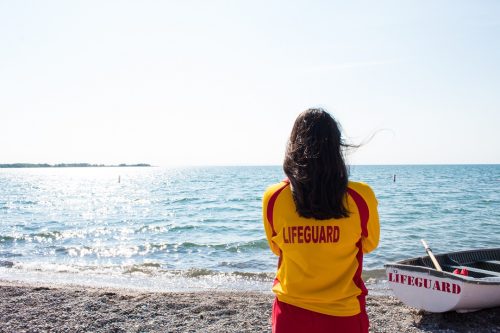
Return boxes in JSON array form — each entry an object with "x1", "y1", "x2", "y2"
[{"x1": 283, "y1": 108, "x2": 350, "y2": 220}]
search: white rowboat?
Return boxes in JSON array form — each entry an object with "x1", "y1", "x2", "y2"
[{"x1": 385, "y1": 248, "x2": 500, "y2": 313}]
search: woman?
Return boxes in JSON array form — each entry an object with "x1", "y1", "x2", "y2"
[{"x1": 262, "y1": 109, "x2": 379, "y2": 333}]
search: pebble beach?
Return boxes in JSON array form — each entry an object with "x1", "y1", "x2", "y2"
[{"x1": 1, "y1": 280, "x2": 499, "y2": 333}]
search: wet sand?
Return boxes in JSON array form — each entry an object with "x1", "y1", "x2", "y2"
[{"x1": 1, "y1": 280, "x2": 499, "y2": 332}]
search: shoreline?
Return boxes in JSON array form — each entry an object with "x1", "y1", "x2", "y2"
[
  {"x1": 0, "y1": 264, "x2": 390, "y2": 295},
  {"x1": 1, "y1": 280, "x2": 500, "y2": 332}
]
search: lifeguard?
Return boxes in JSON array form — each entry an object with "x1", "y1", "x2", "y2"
[{"x1": 263, "y1": 108, "x2": 380, "y2": 333}]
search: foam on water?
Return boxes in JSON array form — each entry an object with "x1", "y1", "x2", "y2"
[{"x1": 0, "y1": 262, "x2": 274, "y2": 293}]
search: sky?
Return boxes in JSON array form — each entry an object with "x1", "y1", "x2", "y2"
[{"x1": 1, "y1": 0, "x2": 499, "y2": 166}]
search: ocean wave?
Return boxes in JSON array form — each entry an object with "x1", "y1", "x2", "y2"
[
  {"x1": 31, "y1": 231, "x2": 63, "y2": 240},
  {"x1": 182, "y1": 268, "x2": 215, "y2": 277},
  {"x1": 0, "y1": 235, "x2": 17, "y2": 243},
  {"x1": 136, "y1": 224, "x2": 168, "y2": 233},
  {"x1": 124, "y1": 267, "x2": 275, "y2": 282},
  {"x1": 140, "y1": 239, "x2": 269, "y2": 253},
  {"x1": 13, "y1": 230, "x2": 82, "y2": 243},
  {"x1": 168, "y1": 239, "x2": 269, "y2": 252},
  {"x1": 122, "y1": 262, "x2": 163, "y2": 274},
  {"x1": 0, "y1": 260, "x2": 14, "y2": 267},
  {"x1": 168, "y1": 197, "x2": 195, "y2": 204},
  {"x1": 219, "y1": 239, "x2": 269, "y2": 252},
  {"x1": 201, "y1": 206, "x2": 245, "y2": 212},
  {"x1": 224, "y1": 198, "x2": 247, "y2": 202},
  {"x1": 48, "y1": 238, "x2": 271, "y2": 259},
  {"x1": 168, "y1": 225, "x2": 197, "y2": 232},
  {"x1": 219, "y1": 259, "x2": 271, "y2": 270},
  {"x1": 13, "y1": 200, "x2": 38, "y2": 205},
  {"x1": 0, "y1": 250, "x2": 22, "y2": 258},
  {"x1": 232, "y1": 271, "x2": 274, "y2": 281},
  {"x1": 57, "y1": 245, "x2": 140, "y2": 258}
]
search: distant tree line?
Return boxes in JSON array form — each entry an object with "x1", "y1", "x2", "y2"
[{"x1": 0, "y1": 163, "x2": 151, "y2": 168}]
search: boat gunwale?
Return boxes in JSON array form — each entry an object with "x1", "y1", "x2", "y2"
[{"x1": 384, "y1": 247, "x2": 500, "y2": 286}]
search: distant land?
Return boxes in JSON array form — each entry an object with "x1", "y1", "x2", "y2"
[{"x1": 0, "y1": 163, "x2": 151, "y2": 168}]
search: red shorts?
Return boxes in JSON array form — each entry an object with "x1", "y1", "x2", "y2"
[{"x1": 272, "y1": 298, "x2": 369, "y2": 333}]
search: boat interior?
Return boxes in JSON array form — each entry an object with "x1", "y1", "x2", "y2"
[{"x1": 401, "y1": 249, "x2": 500, "y2": 279}]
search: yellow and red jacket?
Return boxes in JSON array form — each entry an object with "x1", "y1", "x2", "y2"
[{"x1": 262, "y1": 180, "x2": 379, "y2": 316}]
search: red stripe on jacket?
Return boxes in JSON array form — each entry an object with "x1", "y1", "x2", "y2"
[
  {"x1": 347, "y1": 187, "x2": 370, "y2": 313},
  {"x1": 267, "y1": 181, "x2": 290, "y2": 284},
  {"x1": 266, "y1": 181, "x2": 290, "y2": 237},
  {"x1": 347, "y1": 188, "x2": 369, "y2": 237}
]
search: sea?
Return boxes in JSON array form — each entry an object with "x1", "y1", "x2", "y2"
[{"x1": 0, "y1": 165, "x2": 499, "y2": 293}]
